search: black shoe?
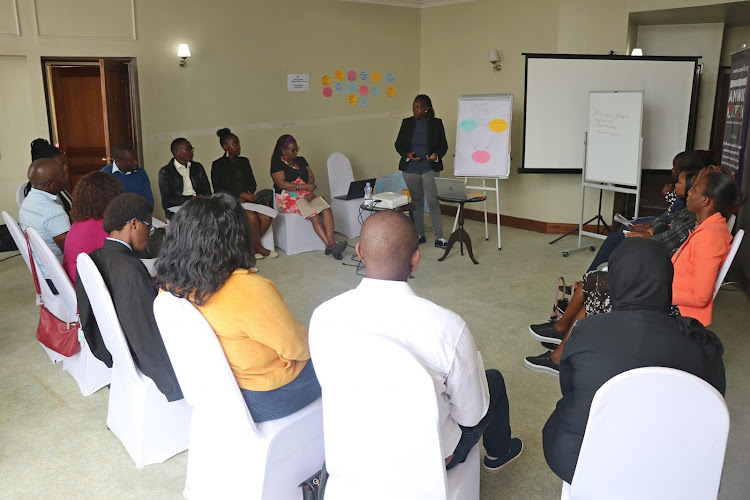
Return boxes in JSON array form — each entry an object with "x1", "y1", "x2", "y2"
[
  {"x1": 541, "y1": 341, "x2": 559, "y2": 350},
  {"x1": 325, "y1": 241, "x2": 347, "y2": 255},
  {"x1": 483, "y1": 438, "x2": 523, "y2": 472},
  {"x1": 418, "y1": 235, "x2": 426, "y2": 245},
  {"x1": 558, "y1": 284, "x2": 573, "y2": 295},
  {"x1": 523, "y1": 351, "x2": 559, "y2": 376},
  {"x1": 528, "y1": 321, "x2": 565, "y2": 344},
  {"x1": 435, "y1": 238, "x2": 448, "y2": 249}
]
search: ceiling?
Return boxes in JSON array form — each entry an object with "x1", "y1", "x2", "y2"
[{"x1": 632, "y1": 1, "x2": 750, "y2": 28}]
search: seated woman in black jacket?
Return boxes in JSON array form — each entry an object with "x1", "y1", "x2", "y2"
[
  {"x1": 158, "y1": 138, "x2": 212, "y2": 218},
  {"x1": 542, "y1": 237, "x2": 726, "y2": 484},
  {"x1": 212, "y1": 128, "x2": 276, "y2": 259}
]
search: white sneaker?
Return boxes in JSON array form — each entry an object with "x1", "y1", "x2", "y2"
[{"x1": 435, "y1": 238, "x2": 448, "y2": 249}]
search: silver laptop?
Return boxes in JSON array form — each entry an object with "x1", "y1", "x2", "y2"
[{"x1": 435, "y1": 178, "x2": 471, "y2": 200}]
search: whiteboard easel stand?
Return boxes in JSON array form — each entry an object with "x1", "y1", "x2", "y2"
[
  {"x1": 562, "y1": 133, "x2": 642, "y2": 257},
  {"x1": 451, "y1": 177, "x2": 503, "y2": 250}
]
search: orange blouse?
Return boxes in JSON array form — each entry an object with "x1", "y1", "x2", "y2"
[{"x1": 671, "y1": 212, "x2": 732, "y2": 326}]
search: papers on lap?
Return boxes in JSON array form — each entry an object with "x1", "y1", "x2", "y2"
[
  {"x1": 295, "y1": 196, "x2": 330, "y2": 219},
  {"x1": 240, "y1": 202, "x2": 278, "y2": 218},
  {"x1": 614, "y1": 213, "x2": 634, "y2": 227}
]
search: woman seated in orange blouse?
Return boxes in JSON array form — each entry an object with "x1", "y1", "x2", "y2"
[
  {"x1": 672, "y1": 169, "x2": 746, "y2": 326},
  {"x1": 156, "y1": 193, "x2": 321, "y2": 422}
]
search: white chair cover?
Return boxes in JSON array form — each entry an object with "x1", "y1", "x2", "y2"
[
  {"x1": 726, "y1": 213, "x2": 736, "y2": 232},
  {"x1": 271, "y1": 197, "x2": 326, "y2": 255},
  {"x1": 714, "y1": 229, "x2": 744, "y2": 299},
  {"x1": 16, "y1": 182, "x2": 26, "y2": 209},
  {"x1": 561, "y1": 367, "x2": 729, "y2": 500},
  {"x1": 311, "y1": 332, "x2": 479, "y2": 500},
  {"x1": 3, "y1": 210, "x2": 33, "y2": 274},
  {"x1": 76, "y1": 253, "x2": 191, "y2": 468},
  {"x1": 26, "y1": 227, "x2": 111, "y2": 394},
  {"x1": 327, "y1": 152, "x2": 371, "y2": 238},
  {"x1": 153, "y1": 292, "x2": 324, "y2": 499}
]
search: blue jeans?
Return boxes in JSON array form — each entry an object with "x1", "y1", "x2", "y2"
[
  {"x1": 446, "y1": 369, "x2": 511, "y2": 470},
  {"x1": 240, "y1": 360, "x2": 322, "y2": 423}
]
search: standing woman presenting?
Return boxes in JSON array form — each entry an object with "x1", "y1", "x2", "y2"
[{"x1": 395, "y1": 94, "x2": 449, "y2": 249}]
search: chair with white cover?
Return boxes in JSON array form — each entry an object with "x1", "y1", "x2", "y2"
[
  {"x1": 560, "y1": 367, "x2": 729, "y2": 500},
  {"x1": 327, "y1": 152, "x2": 370, "y2": 238},
  {"x1": 26, "y1": 227, "x2": 111, "y2": 395},
  {"x1": 311, "y1": 332, "x2": 479, "y2": 500},
  {"x1": 714, "y1": 229, "x2": 744, "y2": 299},
  {"x1": 76, "y1": 253, "x2": 191, "y2": 468},
  {"x1": 2, "y1": 211, "x2": 32, "y2": 274},
  {"x1": 16, "y1": 182, "x2": 26, "y2": 209},
  {"x1": 271, "y1": 198, "x2": 326, "y2": 255},
  {"x1": 153, "y1": 292, "x2": 325, "y2": 500},
  {"x1": 726, "y1": 213, "x2": 736, "y2": 232}
]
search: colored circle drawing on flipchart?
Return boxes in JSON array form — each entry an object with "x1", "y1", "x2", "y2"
[
  {"x1": 489, "y1": 119, "x2": 509, "y2": 133},
  {"x1": 472, "y1": 150, "x2": 491, "y2": 163},
  {"x1": 347, "y1": 70, "x2": 357, "y2": 81},
  {"x1": 359, "y1": 96, "x2": 369, "y2": 107},
  {"x1": 359, "y1": 70, "x2": 370, "y2": 81},
  {"x1": 386, "y1": 86, "x2": 396, "y2": 97},
  {"x1": 370, "y1": 86, "x2": 380, "y2": 97},
  {"x1": 347, "y1": 82, "x2": 356, "y2": 93},
  {"x1": 334, "y1": 82, "x2": 344, "y2": 93},
  {"x1": 359, "y1": 85, "x2": 369, "y2": 96},
  {"x1": 321, "y1": 75, "x2": 332, "y2": 86},
  {"x1": 334, "y1": 69, "x2": 344, "y2": 81},
  {"x1": 372, "y1": 71, "x2": 381, "y2": 82},
  {"x1": 322, "y1": 87, "x2": 333, "y2": 97},
  {"x1": 348, "y1": 94, "x2": 359, "y2": 105},
  {"x1": 385, "y1": 72, "x2": 395, "y2": 83},
  {"x1": 460, "y1": 118, "x2": 478, "y2": 132}
]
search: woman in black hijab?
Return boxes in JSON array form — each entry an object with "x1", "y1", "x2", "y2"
[{"x1": 541, "y1": 237, "x2": 726, "y2": 484}]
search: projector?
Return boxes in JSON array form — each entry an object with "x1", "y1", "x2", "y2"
[{"x1": 371, "y1": 192, "x2": 408, "y2": 209}]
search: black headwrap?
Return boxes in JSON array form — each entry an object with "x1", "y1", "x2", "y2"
[{"x1": 608, "y1": 238, "x2": 673, "y2": 313}]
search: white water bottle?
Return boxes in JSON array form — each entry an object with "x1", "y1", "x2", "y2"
[{"x1": 364, "y1": 182, "x2": 373, "y2": 206}]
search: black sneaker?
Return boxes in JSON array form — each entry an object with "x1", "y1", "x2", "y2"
[
  {"x1": 483, "y1": 438, "x2": 523, "y2": 472},
  {"x1": 528, "y1": 321, "x2": 565, "y2": 344},
  {"x1": 523, "y1": 351, "x2": 559, "y2": 376},
  {"x1": 435, "y1": 237, "x2": 448, "y2": 249},
  {"x1": 418, "y1": 235, "x2": 426, "y2": 245},
  {"x1": 541, "y1": 341, "x2": 559, "y2": 350}
]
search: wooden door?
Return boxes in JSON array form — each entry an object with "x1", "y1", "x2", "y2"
[
  {"x1": 100, "y1": 59, "x2": 136, "y2": 160},
  {"x1": 50, "y1": 65, "x2": 107, "y2": 190}
]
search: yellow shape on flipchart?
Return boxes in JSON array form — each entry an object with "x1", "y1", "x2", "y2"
[{"x1": 489, "y1": 119, "x2": 508, "y2": 133}]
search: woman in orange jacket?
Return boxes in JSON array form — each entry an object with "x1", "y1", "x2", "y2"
[{"x1": 672, "y1": 170, "x2": 746, "y2": 325}]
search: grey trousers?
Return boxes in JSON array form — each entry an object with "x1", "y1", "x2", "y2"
[{"x1": 403, "y1": 170, "x2": 442, "y2": 239}]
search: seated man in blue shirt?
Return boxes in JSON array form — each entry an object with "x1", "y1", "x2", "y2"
[
  {"x1": 19, "y1": 158, "x2": 71, "y2": 293},
  {"x1": 102, "y1": 144, "x2": 154, "y2": 205}
]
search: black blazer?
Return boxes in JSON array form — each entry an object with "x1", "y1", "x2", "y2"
[
  {"x1": 394, "y1": 116, "x2": 449, "y2": 172},
  {"x1": 158, "y1": 159, "x2": 212, "y2": 216},
  {"x1": 75, "y1": 239, "x2": 183, "y2": 402}
]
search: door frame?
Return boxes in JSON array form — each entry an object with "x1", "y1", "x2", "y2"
[{"x1": 40, "y1": 56, "x2": 144, "y2": 168}]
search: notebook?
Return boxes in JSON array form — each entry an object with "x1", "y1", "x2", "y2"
[{"x1": 334, "y1": 178, "x2": 377, "y2": 200}]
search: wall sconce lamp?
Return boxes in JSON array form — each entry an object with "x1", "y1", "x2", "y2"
[
  {"x1": 177, "y1": 44, "x2": 191, "y2": 67},
  {"x1": 489, "y1": 49, "x2": 501, "y2": 71},
  {"x1": 631, "y1": 48, "x2": 643, "y2": 56}
]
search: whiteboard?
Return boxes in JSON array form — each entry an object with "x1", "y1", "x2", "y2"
[
  {"x1": 586, "y1": 91, "x2": 643, "y2": 186},
  {"x1": 522, "y1": 55, "x2": 696, "y2": 172},
  {"x1": 454, "y1": 94, "x2": 512, "y2": 178}
]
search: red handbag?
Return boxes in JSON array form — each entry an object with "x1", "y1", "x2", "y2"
[{"x1": 24, "y1": 231, "x2": 81, "y2": 357}]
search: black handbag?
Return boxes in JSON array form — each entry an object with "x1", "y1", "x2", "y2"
[{"x1": 299, "y1": 462, "x2": 327, "y2": 500}]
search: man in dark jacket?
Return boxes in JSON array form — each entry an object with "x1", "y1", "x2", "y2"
[
  {"x1": 157, "y1": 137, "x2": 212, "y2": 218},
  {"x1": 542, "y1": 238, "x2": 725, "y2": 483},
  {"x1": 75, "y1": 193, "x2": 182, "y2": 402}
]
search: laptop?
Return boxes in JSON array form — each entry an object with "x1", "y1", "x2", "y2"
[
  {"x1": 334, "y1": 178, "x2": 377, "y2": 200},
  {"x1": 435, "y1": 178, "x2": 476, "y2": 201}
]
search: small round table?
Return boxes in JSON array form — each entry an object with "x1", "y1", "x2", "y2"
[{"x1": 437, "y1": 195, "x2": 487, "y2": 265}]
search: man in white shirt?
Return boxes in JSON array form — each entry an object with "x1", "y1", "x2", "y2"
[{"x1": 309, "y1": 210, "x2": 522, "y2": 471}]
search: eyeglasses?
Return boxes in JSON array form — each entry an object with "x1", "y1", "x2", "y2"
[
  {"x1": 139, "y1": 219, "x2": 156, "y2": 237},
  {"x1": 284, "y1": 146, "x2": 301, "y2": 153},
  {"x1": 175, "y1": 147, "x2": 195, "y2": 152}
]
